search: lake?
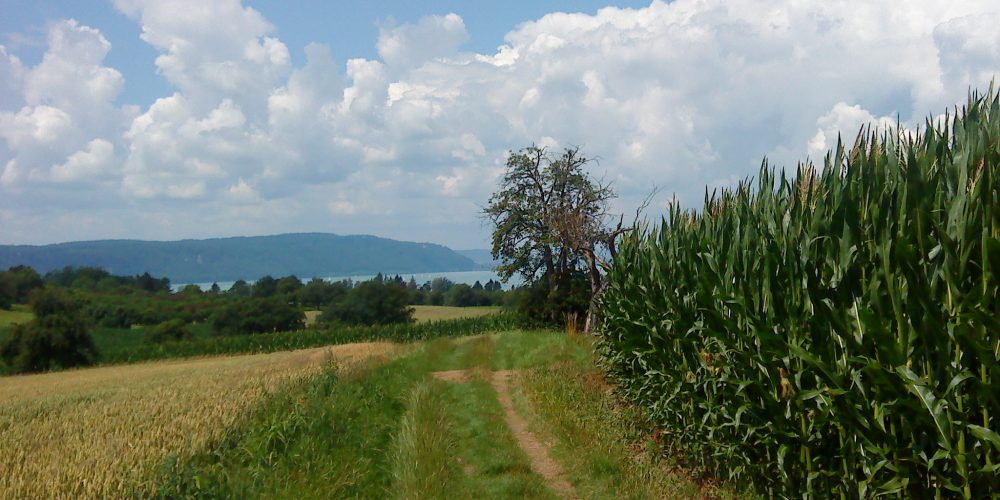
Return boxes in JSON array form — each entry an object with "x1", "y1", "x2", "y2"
[{"x1": 175, "y1": 270, "x2": 522, "y2": 292}]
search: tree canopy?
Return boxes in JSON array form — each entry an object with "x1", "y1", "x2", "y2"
[{"x1": 484, "y1": 145, "x2": 631, "y2": 330}]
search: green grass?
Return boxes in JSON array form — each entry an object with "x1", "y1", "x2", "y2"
[
  {"x1": 302, "y1": 306, "x2": 499, "y2": 328},
  {"x1": 156, "y1": 330, "x2": 711, "y2": 498},
  {"x1": 516, "y1": 338, "x2": 741, "y2": 499},
  {"x1": 90, "y1": 314, "x2": 514, "y2": 365},
  {"x1": 0, "y1": 305, "x2": 33, "y2": 328},
  {"x1": 410, "y1": 305, "x2": 500, "y2": 323}
]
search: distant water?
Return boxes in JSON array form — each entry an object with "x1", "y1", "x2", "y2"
[{"x1": 174, "y1": 270, "x2": 522, "y2": 292}]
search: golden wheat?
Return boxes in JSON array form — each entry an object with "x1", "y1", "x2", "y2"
[{"x1": 0, "y1": 342, "x2": 395, "y2": 498}]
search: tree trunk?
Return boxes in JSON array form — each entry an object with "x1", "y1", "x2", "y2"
[{"x1": 581, "y1": 250, "x2": 603, "y2": 333}]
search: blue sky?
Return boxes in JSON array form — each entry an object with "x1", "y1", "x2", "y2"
[
  {"x1": 1, "y1": 1, "x2": 998, "y2": 248},
  {"x1": 2, "y1": 1, "x2": 651, "y2": 108}
]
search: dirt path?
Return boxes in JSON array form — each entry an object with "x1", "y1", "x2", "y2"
[{"x1": 432, "y1": 369, "x2": 576, "y2": 498}]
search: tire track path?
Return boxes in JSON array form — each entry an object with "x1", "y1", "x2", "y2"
[{"x1": 432, "y1": 369, "x2": 576, "y2": 498}]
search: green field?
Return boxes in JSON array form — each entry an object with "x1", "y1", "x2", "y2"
[
  {"x1": 411, "y1": 305, "x2": 500, "y2": 323},
  {"x1": 0, "y1": 305, "x2": 32, "y2": 328},
  {"x1": 303, "y1": 305, "x2": 499, "y2": 327}
]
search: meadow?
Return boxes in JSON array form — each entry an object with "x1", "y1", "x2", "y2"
[
  {"x1": 0, "y1": 304, "x2": 32, "y2": 328},
  {"x1": 0, "y1": 342, "x2": 396, "y2": 498},
  {"x1": 302, "y1": 304, "x2": 499, "y2": 327},
  {"x1": 411, "y1": 304, "x2": 500, "y2": 322}
]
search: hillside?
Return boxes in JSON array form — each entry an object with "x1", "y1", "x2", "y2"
[
  {"x1": 0, "y1": 233, "x2": 478, "y2": 283},
  {"x1": 455, "y1": 249, "x2": 498, "y2": 268}
]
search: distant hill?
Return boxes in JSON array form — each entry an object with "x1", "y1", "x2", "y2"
[
  {"x1": 0, "y1": 233, "x2": 479, "y2": 283},
  {"x1": 456, "y1": 249, "x2": 498, "y2": 268}
]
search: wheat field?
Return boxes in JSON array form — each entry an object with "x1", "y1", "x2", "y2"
[{"x1": 0, "y1": 342, "x2": 395, "y2": 498}]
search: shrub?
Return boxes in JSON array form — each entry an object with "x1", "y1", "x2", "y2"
[
  {"x1": 0, "y1": 288, "x2": 97, "y2": 373},
  {"x1": 321, "y1": 280, "x2": 412, "y2": 326},
  {"x1": 210, "y1": 297, "x2": 304, "y2": 335},
  {"x1": 146, "y1": 319, "x2": 194, "y2": 343},
  {"x1": 512, "y1": 272, "x2": 589, "y2": 328}
]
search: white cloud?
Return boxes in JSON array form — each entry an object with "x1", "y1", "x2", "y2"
[
  {"x1": 51, "y1": 138, "x2": 116, "y2": 182},
  {"x1": 2, "y1": 1, "x2": 1000, "y2": 248},
  {"x1": 377, "y1": 13, "x2": 468, "y2": 71},
  {"x1": 0, "y1": 19, "x2": 132, "y2": 195},
  {"x1": 807, "y1": 102, "x2": 898, "y2": 160}
]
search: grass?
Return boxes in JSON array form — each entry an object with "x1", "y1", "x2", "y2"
[
  {"x1": 160, "y1": 331, "x2": 712, "y2": 498},
  {"x1": 0, "y1": 304, "x2": 33, "y2": 328},
  {"x1": 516, "y1": 338, "x2": 741, "y2": 499},
  {"x1": 0, "y1": 342, "x2": 395, "y2": 498},
  {"x1": 90, "y1": 313, "x2": 514, "y2": 365},
  {"x1": 302, "y1": 305, "x2": 499, "y2": 327},
  {"x1": 4, "y1": 325, "x2": 724, "y2": 498},
  {"x1": 410, "y1": 305, "x2": 500, "y2": 323}
]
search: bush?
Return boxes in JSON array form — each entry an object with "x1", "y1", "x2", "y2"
[
  {"x1": 321, "y1": 280, "x2": 412, "y2": 326},
  {"x1": 146, "y1": 319, "x2": 194, "y2": 343},
  {"x1": 0, "y1": 288, "x2": 97, "y2": 373},
  {"x1": 211, "y1": 297, "x2": 304, "y2": 335},
  {"x1": 511, "y1": 272, "x2": 589, "y2": 328}
]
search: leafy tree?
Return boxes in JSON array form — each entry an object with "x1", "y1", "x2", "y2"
[
  {"x1": 320, "y1": 279, "x2": 412, "y2": 326},
  {"x1": 484, "y1": 145, "x2": 629, "y2": 329},
  {"x1": 210, "y1": 297, "x2": 304, "y2": 335},
  {"x1": 177, "y1": 284, "x2": 203, "y2": 296},
  {"x1": 445, "y1": 283, "x2": 491, "y2": 307},
  {"x1": 0, "y1": 288, "x2": 98, "y2": 373},
  {"x1": 136, "y1": 272, "x2": 170, "y2": 293},
  {"x1": 209, "y1": 282, "x2": 221, "y2": 294},
  {"x1": 0, "y1": 266, "x2": 44, "y2": 306},
  {"x1": 227, "y1": 280, "x2": 251, "y2": 297},
  {"x1": 276, "y1": 275, "x2": 303, "y2": 298},
  {"x1": 298, "y1": 278, "x2": 350, "y2": 308},
  {"x1": 252, "y1": 275, "x2": 278, "y2": 297}
]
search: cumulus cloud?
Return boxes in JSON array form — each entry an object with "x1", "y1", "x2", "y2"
[
  {"x1": 2, "y1": 1, "x2": 1000, "y2": 247},
  {"x1": 0, "y1": 19, "x2": 133, "y2": 192}
]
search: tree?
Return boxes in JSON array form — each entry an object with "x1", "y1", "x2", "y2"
[
  {"x1": 0, "y1": 266, "x2": 44, "y2": 307},
  {"x1": 484, "y1": 145, "x2": 628, "y2": 330},
  {"x1": 276, "y1": 275, "x2": 303, "y2": 299},
  {"x1": 252, "y1": 275, "x2": 278, "y2": 297},
  {"x1": 210, "y1": 297, "x2": 304, "y2": 335},
  {"x1": 320, "y1": 279, "x2": 412, "y2": 326},
  {"x1": 227, "y1": 280, "x2": 251, "y2": 297},
  {"x1": 0, "y1": 288, "x2": 98, "y2": 373}
]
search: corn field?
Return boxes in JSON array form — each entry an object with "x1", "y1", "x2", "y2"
[{"x1": 598, "y1": 89, "x2": 999, "y2": 498}]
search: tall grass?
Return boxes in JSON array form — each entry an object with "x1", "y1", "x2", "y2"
[
  {"x1": 391, "y1": 381, "x2": 461, "y2": 499},
  {"x1": 599, "y1": 88, "x2": 999, "y2": 497}
]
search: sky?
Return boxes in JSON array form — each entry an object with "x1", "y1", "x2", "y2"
[{"x1": 1, "y1": 1, "x2": 998, "y2": 249}]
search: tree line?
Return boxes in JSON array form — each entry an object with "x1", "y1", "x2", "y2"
[{"x1": 0, "y1": 265, "x2": 513, "y2": 374}]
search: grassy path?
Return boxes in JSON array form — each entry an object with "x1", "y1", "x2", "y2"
[
  {"x1": 491, "y1": 369, "x2": 576, "y2": 497},
  {"x1": 6, "y1": 329, "x2": 722, "y2": 497}
]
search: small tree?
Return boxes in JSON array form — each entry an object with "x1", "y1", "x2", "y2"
[{"x1": 0, "y1": 288, "x2": 98, "y2": 373}]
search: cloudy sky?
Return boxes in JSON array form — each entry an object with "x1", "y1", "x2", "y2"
[{"x1": 1, "y1": 1, "x2": 998, "y2": 249}]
